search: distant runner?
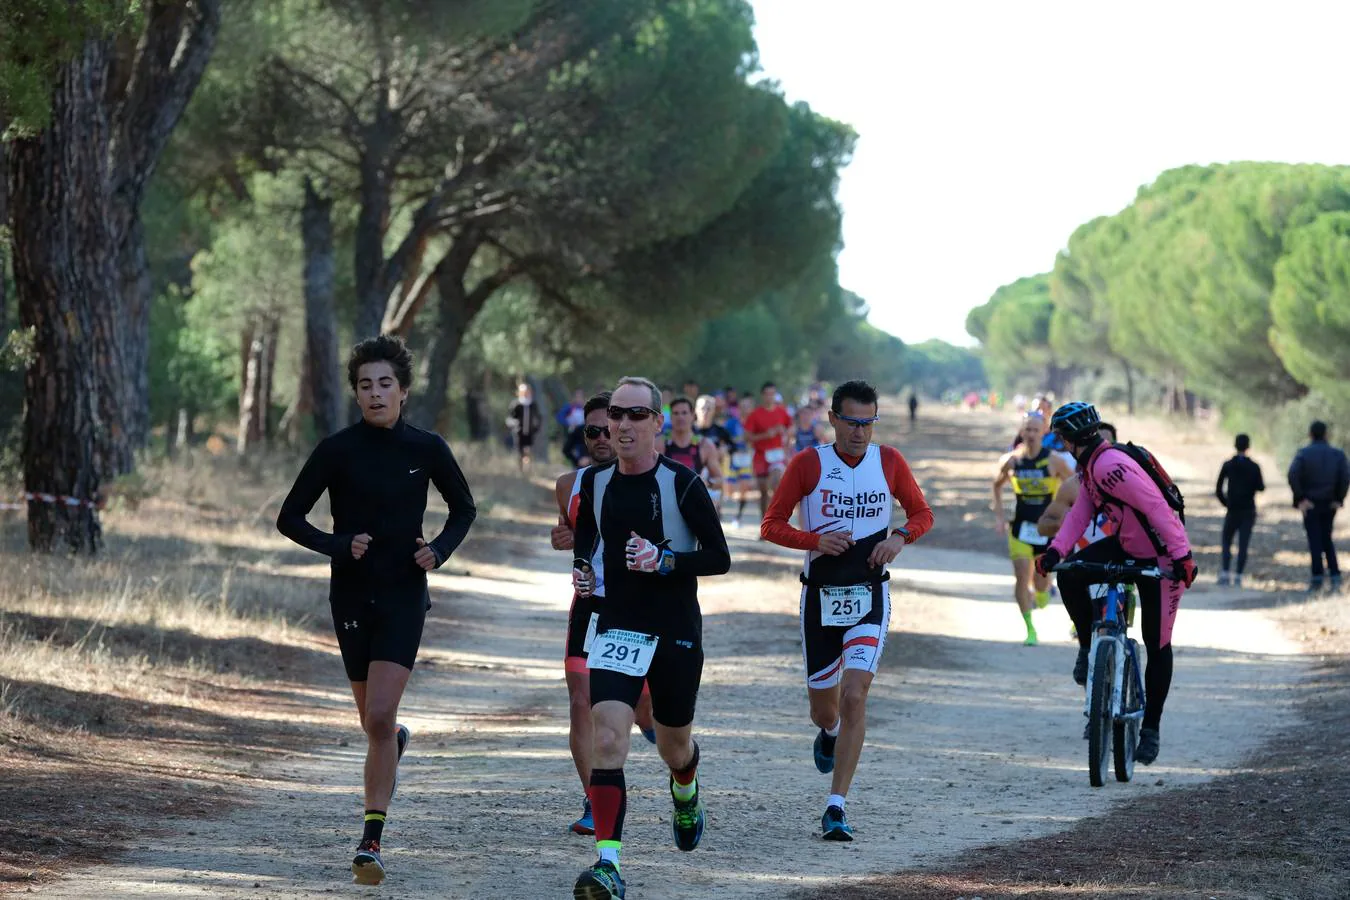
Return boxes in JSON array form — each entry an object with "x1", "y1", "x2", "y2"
[
  {"x1": 743, "y1": 382, "x2": 793, "y2": 523},
  {"x1": 992, "y1": 412, "x2": 1073, "y2": 645}
]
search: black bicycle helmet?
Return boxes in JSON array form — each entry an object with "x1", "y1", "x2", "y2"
[{"x1": 1050, "y1": 401, "x2": 1101, "y2": 441}]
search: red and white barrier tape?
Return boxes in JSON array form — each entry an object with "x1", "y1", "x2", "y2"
[{"x1": 0, "y1": 491, "x2": 103, "y2": 511}]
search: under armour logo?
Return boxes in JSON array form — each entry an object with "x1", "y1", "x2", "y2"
[
  {"x1": 408, "y1": 467, "x2": 422, "y2": 475},
  {"x1": 825, "y1": 467, "x2": 845, "y2": 482},
  {"x1": 344, "y1": 621, "x2": 359, "y2": 630}
]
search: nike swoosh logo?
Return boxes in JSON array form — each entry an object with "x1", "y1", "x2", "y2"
[{"x1": 408, "y1": 468, "x2": 422, "y2": 475}]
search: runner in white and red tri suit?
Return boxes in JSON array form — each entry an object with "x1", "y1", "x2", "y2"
[
  {"x1": 550, "y1": 392, "x2": 656, "y2": 837},
  {"x1": 761, "y1": 380, "x2": 933, "y2": 842}
]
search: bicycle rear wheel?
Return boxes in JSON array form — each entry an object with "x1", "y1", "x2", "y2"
[
  {"x1": 1114, "y1": 643, "x2": 1140, "y2": 782},
  {"x1": 1088, "y1": 641, "x2": 1115, "y2": 787}
]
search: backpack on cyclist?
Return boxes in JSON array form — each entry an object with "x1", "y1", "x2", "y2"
[{"x1": 1096, "y1": 441, "x2": 1186, "y2": 524}]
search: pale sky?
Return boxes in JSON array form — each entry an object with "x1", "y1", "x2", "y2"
[{"x1": 751, "y1": 0, "x2": 1350, "y2": 346}]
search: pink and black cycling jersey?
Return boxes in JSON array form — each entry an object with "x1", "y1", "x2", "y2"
[{"x1": 1049, "y1": 444, "x2": 1191, "y2": 563}]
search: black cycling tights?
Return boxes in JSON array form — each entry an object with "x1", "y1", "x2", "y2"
[{"x1": 1057, "y1": 538, "x2": 1173, "y2": 732}]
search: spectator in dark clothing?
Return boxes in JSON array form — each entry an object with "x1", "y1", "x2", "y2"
[
  {"x1": 507, "y1": 382, "x2": 543, "y2": 472},
  {"x1": 562, "y1": 425, "x2": 588, "y2": 468},
  {"x1": 1216, "y1": 433, "x2": 1264, "y2": 587},
  {"x1": 1288, "y1": 420, "x2": 1350, "y2": 593}
]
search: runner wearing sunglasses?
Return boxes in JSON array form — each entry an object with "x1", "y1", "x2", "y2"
[
  {"x1": 761, "y1": 380, "x2": 933, "y2": 841},
  {"x1": 550, "y1": 392, "x2": 656, "y2": 836},
  {"x1": 569, "y1": 377, "x2": 731, "y2": 900}
]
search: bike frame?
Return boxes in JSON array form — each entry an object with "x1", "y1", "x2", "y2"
[{"x1": 1082, "y1": 584, "x2": 1145, "y2": 728}]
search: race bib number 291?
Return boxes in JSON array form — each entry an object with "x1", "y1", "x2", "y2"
[
  {"x1": 588, "y1": 629, "x2": 658, "y2": 677},
  {"x1": 820, "y1": 585, "x2": 872, "y2": 627}
]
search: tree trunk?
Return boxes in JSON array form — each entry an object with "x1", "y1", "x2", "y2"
[
  {"x1": 8, "y1": 41, "x2": 127, "y2": 554},
  {"x1": 107, "y1": 0, "x2": 222, "y2": 460},
  {"x1": 0, "y1": 139, "x2": 8, "y2": 336},
  {"x1": 238, "y1": 324, "x2": 262, "y2": 455},
  {"x1": 302, "y1": 178, "x2": 342, "y2": 437},
  {"x1": 353, "y1": 155, "x2": 391, "y2": 342},
  {"x1": 1121, "y1": 357, "x2": 1136, "y2": 416},
  {"x1": 117, "y1": 211, "x2": 153, "y2": 454},
  {"x1": 413, "y1": 268, "x2": 478, "y2": 431},
  {"x1": 261, "y1": 316, "x2": 279, "y2": 442}
]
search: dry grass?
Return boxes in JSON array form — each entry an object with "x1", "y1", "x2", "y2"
[{"x1": 0, "y1": 439, "x2": 554, "y2": 890}]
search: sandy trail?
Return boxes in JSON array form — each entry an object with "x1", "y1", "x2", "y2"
[{"x1": 39, "y1": 413, "x2": 1310, "y2": 899}]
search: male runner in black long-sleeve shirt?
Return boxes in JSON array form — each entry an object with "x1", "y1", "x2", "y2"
[
  {"x1": 569, "y1": 376, "x2": 730, "y2": 900},
  {"x1": 277, "y1": 335, "x2": 475, "y2": 885}
]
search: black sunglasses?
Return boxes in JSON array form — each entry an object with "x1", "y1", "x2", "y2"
[
  {"x1": 607, "y1": 405, "x2": 660, "y2": 422},
  {"x1": 583, "y1": 425, "x2": 611, "y2": 439}
]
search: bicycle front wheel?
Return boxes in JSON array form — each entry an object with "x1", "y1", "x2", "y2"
[
  {"x1": 1088, "y1": 640, "x2": 1115, "y2": 787},
  {"x1": 1114, "y1": 643, "x2": 1140, "y2": 782}
]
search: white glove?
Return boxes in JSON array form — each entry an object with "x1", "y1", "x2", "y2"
[
  {"x1": 572, "y1": 561, "x2": 595, "y2": 597},
  {"x1": 625, "y1": 531, "x2": 661, "y2": 572}
]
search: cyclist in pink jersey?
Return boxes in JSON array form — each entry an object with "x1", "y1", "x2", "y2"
[{"x1": 1035, "y1": 402, "x2": 1197, "y2": 766}]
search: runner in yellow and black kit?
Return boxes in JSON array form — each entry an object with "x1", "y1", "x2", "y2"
[{"x1": 993, "y1": 412, "x2": 1073, "y2": 645}]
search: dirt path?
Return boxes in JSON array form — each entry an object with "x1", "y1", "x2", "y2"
[{"x1": 38, "y1": 410, "x2": 1313, "y2": 899}]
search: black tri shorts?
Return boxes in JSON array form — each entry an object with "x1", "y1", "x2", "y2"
[
  {"x1": 799, "y1": 579, "x2": 892, "y2": 690},
  {"x1": 588, "y1": 606, "x2": 703, "y2": 729},
  {"x1": 565, "y1": 591, "x2": 600, "y2": 673},
  {"x1": 329, "y1": 584, "x2": 430, "y2": 682}
]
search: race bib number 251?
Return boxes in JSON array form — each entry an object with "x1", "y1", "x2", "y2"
[
  {"x1": 588, "y1": 629, "x2": 658, "y2": 677},
  {"x1": 820, "y1": 585, "x2": 872, "y2": 627}
]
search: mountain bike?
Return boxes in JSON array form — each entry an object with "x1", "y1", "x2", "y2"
[{"x1": 1054, "y1": 560, "x2": 1162, "y2": 787}]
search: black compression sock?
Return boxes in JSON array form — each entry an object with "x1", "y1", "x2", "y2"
[{"x1": 362, "y1": 810, "x2": 386, "y2": 843}]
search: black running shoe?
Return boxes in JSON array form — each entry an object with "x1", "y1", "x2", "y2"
[
  {"x1": 1073, "y1": 647, "x2": 1089, "y2": 686},
  {"x1": 573, "y1": 860, "x2": 625, "y2": 899},
  {"x1": 670, "y1": 776, "x2": 705, "y2": 851},
  {"x1": 814, "y1": 728, "x2": 837, "y2": 774},
  {"x1": 821, "y1": 805, "x2": 853, "y2": 841},
  {"x1": 1136, "y1": 728, "x2": 1160, "y2": 765},
  {"x1": 351, "y1": 838, "x2": 385, "y2": 885}
]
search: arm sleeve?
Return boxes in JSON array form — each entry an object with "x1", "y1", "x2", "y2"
[
  {"x1": 427, "y1": 438, "x2": 477, "y2": 565},
  {"x1": 573, "y1": 474, "x2": 599, "y2": 564},
  {"x1": 1097, "y1": 449, "x2": 1191, "y2": 558},
  {"x1": 1255, "y1": 462, "x2": 1265, "y2": 493},
  {"x1": 760, "y1": 451, "x2": 821, "y2": 550},
  {"x1": 881, "y1": 446, "x2": 934, "y2": 542},
  {"x1": 673, "y1": 475, "x2": 731, "y2": 575},
  {"x1": 1215, "y1": 460, "x2": 1229, "y2": 506},
  {"x1": 1337, "y1": 451, "x2": 1350, "y2": 503},
  {"x1": 1048, "y1": 479, "x2": 1094, "y2": 556},
  {"x1": 276, "y1": 439, "x2": 345, "y2": 558},
  {"x1": 1288, "y1": 452, "x2": 1304, "y2": 505}
]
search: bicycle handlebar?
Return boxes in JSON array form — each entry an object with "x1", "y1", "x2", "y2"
[{"x1": 1053, "y1": 560, "x2": 1166, "y2": 579}]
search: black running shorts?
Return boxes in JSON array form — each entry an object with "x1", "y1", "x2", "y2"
[
  {"x1": 588, "y1": 613, "x2": 703, "y2": 729},
  {"x1": 565, "y1": 591, "x2": 600, "y2": 672},
  {"x1": 330, "y1": 586, "x2": 429, "y2": 682}
]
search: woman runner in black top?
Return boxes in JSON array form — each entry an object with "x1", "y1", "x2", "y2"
[{"x1": 277, "y1": 335, "x2": 476, "y2": 886}]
